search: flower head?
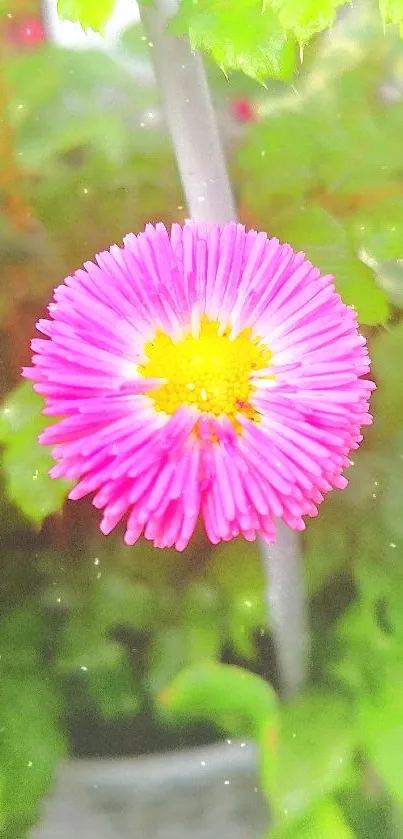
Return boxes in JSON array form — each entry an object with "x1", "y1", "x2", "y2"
[{"x1": 25, "y1": 222, "x2": 373, "y2": 550}]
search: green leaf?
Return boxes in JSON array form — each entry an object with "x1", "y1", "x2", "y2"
[
  {"x1": 182, "y1": 583, "x2": 224, "y2": 663},
  {"x1": 0, "y1": 383, "x2": 72, "y2": 525},
  {"x1": 160, "y1": 662, "x2": 278, "y2": 738},
  {"x1": 0, "y1": 382, "x2": 44, "y2": 442},
  {"x1": 304, "y1": 515, "x2": 348, "y2": 595},
  {"x1": 270, "y1": 798, "x2": 357, "y2": 839},
  {"x1": 379, "y1": 0, "x2": 403, "y2": 35},
  {"x1": 270, "y1": 0, "x2": 348, "y2": 43},
  {"x1": 379, "y1": 445, "x2": 403, "y2": 540},
  {"x1": 265, "y1": 690, "x2": 354, "y2": 823},
  {"x1": 331, "y1": 601, "x2": 393, "y2": 694},
  {"x1": 83, "y1": 644, "x2": 141, "y2": 720},
  {"x1": 171, "y1": 0, "x2": 296, "y2": 82},
  {"x1": 229, "y1": 591, "x2": 268, "y2": 659},
  {"x1": 371, "y1": 324, "x2": 403, "y2": 437},
  {"x1": 57, "y1": 0, "x2": 116, "y2": 31},
  {"x1": 238, "y1": 110, "x2": 319, "y2": 201},
  {"x1": 370, "y1": 261, "x2": 403, "y2": 310},
  {"x1": 119, "y1": 22, "x2": 152, "y2": 57},
  {"x1": 147, "y1": 627, "x2": 188, "y2": 697},
  {"x1": 0, "y1": 610, "x2": 65, "y2": 836},
  {"x1": 206, "y1": 537, "x2": 266, "y2": 659},
  {"x1": 306, "y1": 75, "x2": 401, "y2": 194},
  {"x1": 0, "y1": 608, "x2": 45, "y2": 672},
  {"x1": 272, "y1": 204, "x2": 390, "y2": 325},
  {"x1": 359, "y1": 670, "x2": 403, "y2": 805},
  {"x1": 350, "y1": 198, "x2": 403, "y2": 262},
  {"x1": 94, "y1": 574, "x2": 158, "y2": 633},
  {"x1": 58, "y1": 633, "x2": 140, "y2": 720},
  {"x1": 0, "y1": 674, "x2": 65, "y2": 835},
  {"x1": 206, "y1": 536, "x2": 263, "y2": 599}
]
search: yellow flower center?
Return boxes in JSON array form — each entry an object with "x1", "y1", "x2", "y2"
[{"x1": 140, "y1": 318, "x2": 271, "y2": 425}]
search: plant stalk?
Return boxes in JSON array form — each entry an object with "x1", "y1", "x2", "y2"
[
  {"x1": 139, "y1": 0, "x2": 307, "y2": 698},
  {"x1": 138, "y1": 0, "x2": 236, "y2": 223},
  {"x1": 263, "y1": 529, "x2": 308, "y2": 697}
]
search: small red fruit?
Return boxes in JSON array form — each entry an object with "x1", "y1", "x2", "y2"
[
  {"x1": 3, "y1": 14, "x2": 45, "y2": 49},
  {"x1": 229, "y1": 97, "x2": 257, "y2": 123}
]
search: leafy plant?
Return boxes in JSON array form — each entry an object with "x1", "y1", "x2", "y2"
[{"x1": 1, "y1": 3, "x2": 403, "y2": 839}]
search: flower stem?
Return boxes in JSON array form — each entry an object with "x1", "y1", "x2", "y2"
[
  {"x1": 138, "y1": 0, "x2": 236, "y2": 223},
  {"x1": 139, "y1": 0, "x2": 308, "y2": 697},
  {"x1": 263, "y1": 526, "x2": 308, "y2": 697}
]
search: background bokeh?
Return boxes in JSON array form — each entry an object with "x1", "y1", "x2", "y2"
[{"x1": 1, "y1": 1, "x2": 403, "y2": 837}]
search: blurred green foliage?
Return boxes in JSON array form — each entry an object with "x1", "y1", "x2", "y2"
[{"x1": 2, "y1": 2, "x2": 403, "y2": 839}]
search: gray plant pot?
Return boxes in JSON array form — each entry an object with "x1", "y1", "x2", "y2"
[{"x1": 31, "y1": 741, "x2": 268, "y2": 839}]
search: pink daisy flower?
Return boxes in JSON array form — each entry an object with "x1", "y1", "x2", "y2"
[{"x1": 24, "y1": 222, "x2": 374, "y2": 551}]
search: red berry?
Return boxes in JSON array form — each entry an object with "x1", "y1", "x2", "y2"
[
  {"x1": 229, "y1": 97, "x2": 257, "y2": 124},
  {"x1": 3, "y1": 14, "x2": 45, "y2": 49}
]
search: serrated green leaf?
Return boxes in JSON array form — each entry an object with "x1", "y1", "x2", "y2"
[
  {"x1": 171, "y1": 0, "x2": 295, "y2": 82},
  {"x1": 379, "y1": 0, "x2": 403, "y2": 35},
  {"x1": 160, "y1": 662, "x2": 278, "y2": 738},
  {"x1": 57, "y1": 0, "x2": 116, "y2": 32},
  {"x1": 270, "y1": 0, "x2": 348, "y2": 43},
  {"x1": 272, "y1": 204, "x2": 390, "y2": 325},
  {"x1": 0, "y1": 383, "x2": 71, "y2": 525},
  {"x1": 265, "y1": 690, "x2": 354, "y2": 822}
]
